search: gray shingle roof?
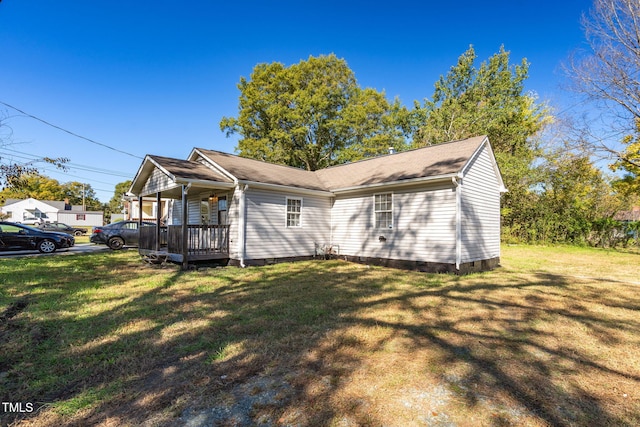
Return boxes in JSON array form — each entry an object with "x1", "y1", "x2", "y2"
[
  {"x1": 195, "y1": 149, "x2": 328, "y2": 191},
  {"x1": 315, "y1": 136, "x2": 486, "y2": 190},
  {"x1": 134, "y1": 136, "x2": 491, "y2": 195},
  {"x1": 197, "y1": 135, "x2": 486, "y2": 191},
  {"x1": 149, "y1": 155, "x2": 233, "y2": 183}
]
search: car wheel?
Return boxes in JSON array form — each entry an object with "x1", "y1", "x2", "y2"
[
  {"x1": 108, "y1": 237, "x2": 125, "y2": 250},
  {"x1": 74, "y1": 230, "x2": 83, "y2": 236},
  {"x1": 38, "y1": 239, "x2": 57, "y2": 253}
]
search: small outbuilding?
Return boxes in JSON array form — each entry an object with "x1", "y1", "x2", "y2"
[{"x1": 129, "y1": 135, "x2": 507, "y2": 273}]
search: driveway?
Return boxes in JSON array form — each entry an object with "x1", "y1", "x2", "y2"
[{"x1": 0, "y1": 243, "x2": 111, "y2": 258}]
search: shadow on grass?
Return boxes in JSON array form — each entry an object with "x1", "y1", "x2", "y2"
[{"x1": 1, "y1": 255, "x2": 639, "y2": 426}]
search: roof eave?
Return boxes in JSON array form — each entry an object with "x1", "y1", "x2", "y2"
[
  {"x1": 175, "y1": 179, "x2": 236, "y2": 189},
  {"x1": 237, "y1": 180, "x2": 334, "y2": 197},
  {"x1": 331, "y1": 173, "x2": 459, "y2": 195}
]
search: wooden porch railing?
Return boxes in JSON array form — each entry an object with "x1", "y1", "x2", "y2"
[{"x1": 139, "y1": 224, "x2": 229, "y2": 257}]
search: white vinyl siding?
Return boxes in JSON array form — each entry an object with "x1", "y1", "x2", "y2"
[
  {"x1": 243, "y1": 188, "x2": 331, "y2": 259},
  {"x1": 331, "y1": 183, "x2": 457, "y2": 263},
  {"x1": 140, "y1": 168, "x2": 175, "y2": 195},
  {"x1": 228, "y1": 187, "x2": 240, "y2": 258},
  {"x1": 460, "y1": 144, "x2": 501, "y2": 262},
  {"x1": 187, "y1": 194, "x2": 206, "y2": 224}
]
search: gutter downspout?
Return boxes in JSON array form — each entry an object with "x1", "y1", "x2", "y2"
[
  {"x1": 237, "y1": 184, "x2": 249, "y2": 267},
  {"x1": 452, "y1": 176, "x2": 461, "y2": 271}
]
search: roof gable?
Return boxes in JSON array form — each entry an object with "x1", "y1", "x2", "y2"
[{"x1": 129, "y1": 155, "x2": 234, "y2": 196}]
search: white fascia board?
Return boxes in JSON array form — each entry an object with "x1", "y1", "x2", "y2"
[
  {"x1": 146, "y1": 157, "x2": 177, "y2": 182},
  {"x1": 189, "y1": 148, "x2": 238, "y2": 183},
  {"x1": 331, "y1": 173, "x2": 458, "y2": 195},
  {"x1": 237, "y1": 180, "x2": 334, "y2": 197},
  {"x1": 130, "y1": 156, "x2": 178, "y2": 195},
  {"x1": 175, "y1": 179, "x2": 236, "y2": 189}
]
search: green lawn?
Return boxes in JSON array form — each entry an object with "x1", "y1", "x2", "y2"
[{"x1": 1, "y1": 246, "x2": 639, "y2": 426}]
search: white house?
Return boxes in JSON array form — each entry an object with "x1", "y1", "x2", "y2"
[
  {"x1": 0, "y1": 198, "x2": 104, "y2": 228},
  {"x1": 129, "y1": 135, "x2": 506, "y2": 274}
]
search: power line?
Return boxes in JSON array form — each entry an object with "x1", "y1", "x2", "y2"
[
  {"x1": 0, "y1": 147, "x2": 132, "y2": 178},
  {"x1": 0, "y1": 100, "x2": 144, "y2": 160},
  {"x1": 0, "y1": 156, "x2": 117, "y2": 188}
]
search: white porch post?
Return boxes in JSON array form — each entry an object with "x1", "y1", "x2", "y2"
[
  {"x1": 181, "y1": 184, "x2": 190, "y2": 270},
  {"x1": 453, "y1": 176, "x2": 462, "y2": 271}
]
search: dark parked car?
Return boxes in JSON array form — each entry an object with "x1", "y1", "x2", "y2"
[
  {"x1": 37, "y1": 222, "x2": 87, "y2": 236},
  {"x1": 90, "y1": 221, "x2": 155, "y2": 250},
  {"x1": 0, "y1": 221, "x2": 75, "y2": 253}
]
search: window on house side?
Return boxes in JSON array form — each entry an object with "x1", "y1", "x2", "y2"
[
  {"x1": 374, "y1": 193, "x2": 393, "y2": 229},
  {"x1": 76, "y1": 214, "x2": 86, "y2": 221},
  {"x1": 286, "y1": 198, "x2": 302, "y2": 227}
]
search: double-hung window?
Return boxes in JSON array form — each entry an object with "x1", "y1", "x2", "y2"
[
  {"x1": 286, "y1": 197, "x2": 302, "y2": 227},
  {"x1": 374, "y1": 193, "x2": 393, "y2": 229}
]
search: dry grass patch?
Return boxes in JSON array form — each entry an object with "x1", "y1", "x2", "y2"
[{"x1": 1, "y1": 246, "x2": 639, "y2": 426}]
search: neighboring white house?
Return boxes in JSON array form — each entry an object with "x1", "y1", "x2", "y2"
[
  {"x1": 0, "y1": 198, "x2": 104, "y2": 228},
  {"x1": 129, "y1": 135, "x2": 506, "y2": 274}
]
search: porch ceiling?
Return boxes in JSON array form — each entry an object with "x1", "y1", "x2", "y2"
[{"x1": 151, "y1": 183, "x2": 235, "y2": 200}]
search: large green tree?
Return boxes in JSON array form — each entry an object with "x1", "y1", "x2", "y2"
[
  {"x1": 0, "y1": 173, "x2": 103, "y2": 212},
  {"x1": 0, "y1": 173, "x2": 65, "y2": 202},
  {"x1": 221, "y1": 54, "x2": 408, "y2": 170},
  {"x1": 412, "y1": 45, "x2": 549, "y2": 154},
  {"x1": 107, "y1": 180, "x2": 132, "y2": 216},
  {"x1": 411, "y1": 46, "x2": 552, "y2": 236},
  {"x1": 61, "y1": 181, "x2": 102, "y2": 210}
]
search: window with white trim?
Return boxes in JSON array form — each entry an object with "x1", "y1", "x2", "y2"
[
  {"x1": 374, "y1": 193, "x2": 393, "y2": 229},
  {"x1": 286, "y1": 197, "x2": 302, "y2": 227}
]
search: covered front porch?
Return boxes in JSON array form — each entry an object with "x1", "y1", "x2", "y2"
[
  {"x1": 138, "y1": 224, "x2": 230, "y2": 263},
  {"x1": 128, "y1": 154, "x2": 237, "y2": 269}
]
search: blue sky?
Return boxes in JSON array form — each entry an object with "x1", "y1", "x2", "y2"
[{"x1": 0, "y1": 0, "x2": 590, "y2": 202}]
